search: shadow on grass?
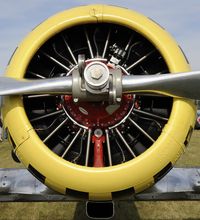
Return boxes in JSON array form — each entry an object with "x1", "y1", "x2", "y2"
[{"x1": 73, "y1": 201, "x2": 140, "y2": 220}]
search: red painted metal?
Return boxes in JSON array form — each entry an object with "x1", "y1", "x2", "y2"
[
  {"x1": 92, "y1": 135, "x2": 105, "y2": 167},
  {"x1": 63, "y1": 94, "x2": 133, "y2": 129}
]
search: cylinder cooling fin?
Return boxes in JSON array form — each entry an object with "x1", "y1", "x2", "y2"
[{"x1": 2, "y1": 5, "x2": 195, "y2": 200}]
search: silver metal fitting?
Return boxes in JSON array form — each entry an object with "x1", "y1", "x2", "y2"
[
  {"x1": 84, "y1": 61, "x2": 110, "y2": 94},
  {"x1": 109, "y1": 68, "x2": 122, "y2": 104},
  {"x1": 90, "y1": 68, "x2": 103, "y2": 80},
  {"x1": 94, "y1": 129, "x2": 103, "y2": 138},
  {"x1": 72, "y1": 60, "x2": 122, "y2": 104}
]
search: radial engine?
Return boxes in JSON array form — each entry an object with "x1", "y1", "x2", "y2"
[{"x1": 1, "y1": 5, "x2": 197, "y2": 202}]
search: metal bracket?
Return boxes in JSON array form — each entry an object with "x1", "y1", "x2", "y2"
[
  {"x1": 0, "y1": 167, "x2": 200, "y2": 202},
  {"x1": 72, "y1": 60, "x2": 122, "y2": 104}
]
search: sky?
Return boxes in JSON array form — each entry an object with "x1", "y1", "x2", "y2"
[{"x1": 0, "y1": 0, "x2": 200, "y2": 74}]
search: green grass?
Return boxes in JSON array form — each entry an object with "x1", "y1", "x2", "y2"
[{"x1": 1, "y1": 131, "x2": 200, "y2": 219}]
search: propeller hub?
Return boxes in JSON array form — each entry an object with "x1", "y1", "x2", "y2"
[{"x1": 84, "y1": 61, "x2": 110, "y2": 91}]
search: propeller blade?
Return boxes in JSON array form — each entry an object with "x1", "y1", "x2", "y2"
[
  {"x1": 1, "y1": 71, "x2": 200, "y2": 100},
  {"x1": 122, "y1": 71, "x2": 200, "y2": 99},
  {"x1": 0, "y1": 76, "x2": 72, "y2": 96}
]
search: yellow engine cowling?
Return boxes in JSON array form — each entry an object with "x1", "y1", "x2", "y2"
[{"x1": 2, "y1": 5, "x2": 195, "y2": 200}]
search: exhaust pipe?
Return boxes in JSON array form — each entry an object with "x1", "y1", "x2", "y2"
[{"x1": 86, "y1": 201, "x2": 115, "y2": 219}]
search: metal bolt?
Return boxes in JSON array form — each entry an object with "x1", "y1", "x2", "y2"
[
  {"x1": 90, "y1": 67, "x2": 103, "y2": 80},
  {"x1": 94, "y1": 129, "x2": 103, "y2": 138},
  {"x1": 73, "y1": 98, "x2": 79, "y2": 103},
  {"x1": 116, "y1": 97, "x2": 122, "y2": 102}
]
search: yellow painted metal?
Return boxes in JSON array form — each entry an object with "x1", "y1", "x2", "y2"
[
  {"x1": 2, "y1": 4, "x2": 196, "y2": 199},
  {"x1": 2, "y1": 96, "x2": 31, "y2": 148}
]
